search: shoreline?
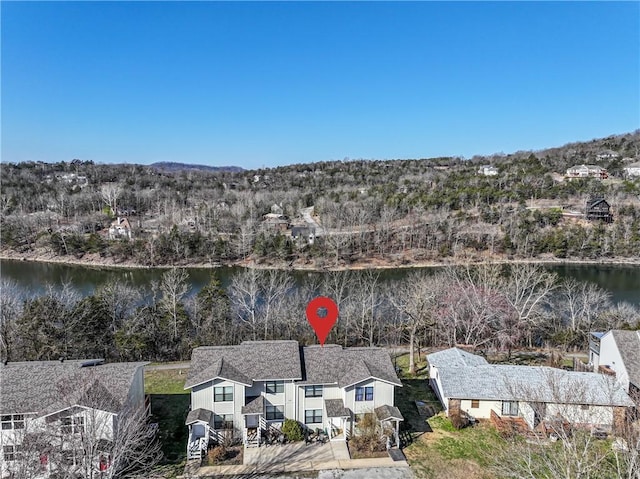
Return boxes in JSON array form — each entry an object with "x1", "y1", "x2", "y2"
[{"x1": 2, "y1": 248, "x2": 639, "y2": 272}]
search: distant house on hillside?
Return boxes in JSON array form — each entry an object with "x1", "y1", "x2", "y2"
[
  {"x1": 291, "y1": 225, "x2": 316, "y2": 245},
  {"x1": 623, "y1": 162, "x2": 640, "y2": 178},
  {"x1": 585, "y1": 196, "x2": 613, "y2": 223},
  {"x1": 478, "y1": 165, "x2": 498, "y2": 176},
  {"x1": 109, "y1": 217, "x2": 133, "y2": 240},
  {"x1": 566, "y1": 165, "x2": 608, "y2": 179},
  {"x1": 597, "y1": 150, "x2": 620, "y2": 160}
]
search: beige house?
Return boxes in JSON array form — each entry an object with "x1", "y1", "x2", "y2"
[
  {"x1": 566, "y1": 164, "x2": 608, "y2": 179},
  {"x1": 183, "y1": 341, "x2": 403, "y2": 458},
  {"x1": 428, "y1": 348, "x2": 633, "y2": 435}
]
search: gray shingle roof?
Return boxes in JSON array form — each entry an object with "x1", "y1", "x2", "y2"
[
  {"x1": 0, "y1": 360, "x2": 147, "y2": 416},
  {"x1": 241, "y1": 396, "x2": 264, "y2": 415},
  {"x1": 426, "y1": 348, "x2": 489, "y2": 369},
  {"x1": 325, "y1": 399, "x2": 351, "y2": 418},
  {"x1": 185, "y1": 408, "x2": 213, "y2": 425},
  {"x1": 301, "y1": 345, "x2": 401, "y2": 388},
  {"x1": 611, "y1": 330, "x2": 640, "y2": 389},
  {"x1": 375, "y1": 405, "x2": 404, "y2": 421},
  {"x1": 185, "y1": 341, "x2": 302, "y2": 389},
  {"x1": 437, "y1": 364, "x2": 633, "y2": 407}
]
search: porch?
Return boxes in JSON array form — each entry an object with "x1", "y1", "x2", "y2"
[
  {"x1": 324, "y1": 399, "x2": 352, "y2": 442},
  {"x1": 185, "y1": 408, "x2": 215, "y2": 460},
  {"x1": 375, "y1": 405, "x2": 404, "y2": 448}
]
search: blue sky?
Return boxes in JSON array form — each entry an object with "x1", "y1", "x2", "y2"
[{"x1": 2, "y1": 1, "x2": 639, "y2": 168}]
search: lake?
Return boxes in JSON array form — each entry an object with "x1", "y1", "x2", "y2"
[{"x1": 0, "y1": 259, "x2": 638, "y2": 306}]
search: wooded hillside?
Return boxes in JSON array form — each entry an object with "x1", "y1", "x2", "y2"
[{"x1": 2, "y1": 131, "x2": 639, "y2": 267}]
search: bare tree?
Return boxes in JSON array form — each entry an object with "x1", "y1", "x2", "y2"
[
  {"x1": 388, "y1": 271, "x2": 440, "y2": 374},
  {"x1": 158, "y1": 268, "x2": 191, "y2": 340},
  {"x1": 100, "y1": 182, "x2": 123, "y2": 216},
  {"x1": 554, "y1": 279, "x2": 611, "y2": 340},
  {"x1": 229, "y1": 267, "x2": 261, "y2": 340},
  {"x1": 0, "y1": 279, "x2": 23, "y2": 362}
]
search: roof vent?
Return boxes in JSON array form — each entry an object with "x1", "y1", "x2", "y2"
[{"x1": 80, "y1": 359, "x2": 105, "y2": 368}]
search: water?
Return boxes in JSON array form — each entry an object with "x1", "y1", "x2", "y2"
[{"x1": 0, "y1": 259, "x2": 638, "y2": 306}]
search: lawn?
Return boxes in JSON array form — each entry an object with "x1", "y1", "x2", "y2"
[
  {"x1": 145, "y1": 367, "x2": 191, "y2": 477},
  {"x1": 403, "y1": 414, "x2": 505, "y2": 479}
]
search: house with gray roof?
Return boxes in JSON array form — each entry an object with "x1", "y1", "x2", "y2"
[
  {"x1": 428, "y1": 348, "x2": 633, "y2": 435},
  {"x1": 183, "y1": 341, "x2": 402, "y2": 458},
  {"x1": 0, "y1": 359, "x2": 147, "y2": 478},
  {"x1": 590, "y1": 330, "x2": 640, "y2": 402}
]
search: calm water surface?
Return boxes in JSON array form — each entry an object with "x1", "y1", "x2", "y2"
[{"x1": 0, "y1": 260, "x2": 638, "y2": 306}]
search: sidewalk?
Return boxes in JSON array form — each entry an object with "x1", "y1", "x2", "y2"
[{"x1": 181, "y1": 441, "x2": 409, "y2": 477}]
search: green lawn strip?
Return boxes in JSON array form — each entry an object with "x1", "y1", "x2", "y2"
[{"x1": 145, "y1": 369, "x2": 188, "y2": 394}]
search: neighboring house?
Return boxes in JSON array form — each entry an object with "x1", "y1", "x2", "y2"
[
  {"x1": 291, "y1": 226, "x2": 316, "y2": 245},
  {"x1": 597, "y1": 150, "x2": 620, "y2": 160},
  {"x1": 585, "y1": 196, "x2": 613, "y2": 222},
  {"x1": 183, "y1": 341, "x2": 403, "y2": 458},
  {"x1": 623, "y1": 162, "x2": 640, "y2": 178},
  {"x1": 478, "y1": 165, "x2": 498, "y2": 176},
  {"x1": 589, "y1": 330, "x2": 640, "y2": 401},
  {"x1": 428, "y1": 348, "x2": 633, "y2": 435},
  {"x1": 108, "y1": 217, "x2": 133, "y2": 240},
  {"x1": 566, "y1": 164, "x2": 608, "y2": 179},
  {"x1": 0, "y1": 359, "x2": 148, "y2": 478}
]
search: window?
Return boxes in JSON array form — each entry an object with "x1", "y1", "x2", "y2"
[
  {"x1": 265, "y1": 381, "x2": 284, "y2": 394},
  {"x1": 501, "y1": 401, "x2": 519, "y2": 416},
  {"x1": 305, "y1": 409, "x2": 322, "y2": 424},
  {"x1": 265, "y1": 405, "x2": 284, "y2": 420},
  {"x1": 61, "y1": 416, "x2": 85, "y2": 434},
  {"x1": 355, "y1": 386, "x2": 374, "y2": 401},
  {"x1": 305, "y1": 385, "x2": 323, "y2": 398},
  {"x1": 214, "y1": 414, "x2": 234, "y2": 430},
  {"x1": 3, "y1": 445, "x2": 21, "y2": 461},
  {"x1": 471, "y1": 400, "x2": 480, "y2": 409},
  {"x1": 214, "y1": 386, "x2": 233, "y2": 402},
  {"x1": 1, "y1": 414, "x2": 25, "y2": 430}
]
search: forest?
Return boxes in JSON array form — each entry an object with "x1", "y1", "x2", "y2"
[{"x1": 1, "y1": 131, "x2": 639, "y2": 268}]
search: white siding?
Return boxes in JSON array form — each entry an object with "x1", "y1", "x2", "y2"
[
  {"x1": 346, "y1": 380, "x2": 395, "y2": 414},
  {"x1": 323, "y1": 385, "x2": 342, "y2": 400},
  {"x1": 546, "y1": 403, "x2": 613, "y2": 427},
  {"x1": 599, "y1": 333, "x2": 630, "y2": 392},
  {"x1": 126, "y1": 366, "x2": 146, "y2": 411},
  {"x1": 297, "y1": 385, "x2": 324, "y2": 423},
  {"x1": 459, "y1": 399, "x2": 501, "y2": 420},
  {"x1": 192, "y1": 381, "x2": 213, "y2": 411}
]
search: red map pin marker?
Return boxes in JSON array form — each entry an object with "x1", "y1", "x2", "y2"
[{"x1": 306, "y1": 297, "x2": 338, "y2": 347}]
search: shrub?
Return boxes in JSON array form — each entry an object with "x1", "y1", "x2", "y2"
[
  {"x1": 207, "y1": 445, "x2": 226, "y2": 464},
  {"x1": 451, "y1": 413, "x2": 470, "y2": 430},
  {"x1": 281, "y1": 419, "x2": 304, "y2": 442}
]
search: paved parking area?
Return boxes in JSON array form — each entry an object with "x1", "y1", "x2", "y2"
[{"x1": 243, "y1": 440, "x2": 343, "y2": 466}]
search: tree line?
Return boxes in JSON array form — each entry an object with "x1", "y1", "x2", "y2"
[{"x1": 1, "y1": 264, "x2": 638, "y2": 367}]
